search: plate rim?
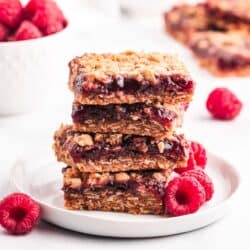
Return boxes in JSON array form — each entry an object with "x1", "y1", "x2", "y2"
[{"x1": 9, "y1": 151, "x2": 241, "y2": 224}]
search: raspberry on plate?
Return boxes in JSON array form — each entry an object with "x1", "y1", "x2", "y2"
[
  {"x1": 182, "y1": 169, "x2": 214, "y2": 201},
  {"x1": 14, "y1": 20, "x2": 42, "y2": 41},
  {"x1": 206, "y1": 87, "x2": 242, "y2": 120},
  {"x1": 164, "y1": 176, "x2": 205, "y2": 216},
  {"x1": 0, "y1": 193, "x2": 40, "y2": 234},
  {"x1": 175, "y1": 150, "x2": 196, "y2": 174},
  {"x1": 0, "y1": 0, "x2": 22, "y2": 28},
  {"x1": 190, "y1": 141, "x2": 207, "y2": 168},
  {"x1": 0, "y1": 22, "x2": 9, "y2": 41}
]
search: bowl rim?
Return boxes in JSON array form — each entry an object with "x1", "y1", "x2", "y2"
[{"x1": 0, "y1": 22, "x2": 70, "y2": 47}]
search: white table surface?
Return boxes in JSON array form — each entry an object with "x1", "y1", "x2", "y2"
[{"x1": 0, "y1": 15, "x2": 250, "y2": 250}]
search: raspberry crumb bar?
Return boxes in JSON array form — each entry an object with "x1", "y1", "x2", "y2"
[
  {"x1": 68, "y1": 51, "x2": 195, "y2": 105},
  {"x1": 164, "y1": 1, "x2": 250, "y2": 45},
  {"x1": 164, "y1": 1, "x2": 250, "y2": 76},
  {"x1": 72, "y1": 102, "x2": 184, "y2": 139},
  {"x1": 63, "y1": 166, "x2": 172, "y2": 214},
  {"x1": 53, "y1": 125, "x2": 189, "y2": 173},
  {"x1": 189, "y1": 31, "x2": 250, "y2": 76}
]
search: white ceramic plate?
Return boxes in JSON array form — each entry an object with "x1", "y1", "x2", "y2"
[{"x1": 10, "y1": 149, "x2": 240, "y2": 238}]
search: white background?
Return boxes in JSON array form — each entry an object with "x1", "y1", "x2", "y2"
[{"x1": 0, "y1": 0, "x2": 250, "y2": 249}]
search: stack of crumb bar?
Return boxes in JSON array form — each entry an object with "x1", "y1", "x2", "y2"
[{"x1": 53, "y1": 51, "x2": 195, "y2": 215}]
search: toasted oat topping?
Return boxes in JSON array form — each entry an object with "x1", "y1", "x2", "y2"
[
  {"x1": 157, "y1": 142, "x2": 165, "y2": 154},
  {"x1": 86, "y1": 173, "x2": 110, "y2": 187},
  {"x1": 64, "y1": 178, "x2": 82, "y2": 189},
  {"x1": 73, "y1": 134, "x2": 94, "y2": 147},
  {"x1": 106, "y1": 134, "x2": 123, "y2": 145},
  {"x1": 165, "y1": 4, "x2": 209, "y2": 32},
  {"x1": 69, "y1": 51, "x2": 189, "y2": 84},
  {"x1": 114, "y1": 172, "x2": 130, "y2": 183}
]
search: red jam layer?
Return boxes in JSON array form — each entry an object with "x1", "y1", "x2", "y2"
[
  {"x1": 73, "y1": 74, "x2": 194, "y2": 96},
  {"x1": 72, "y1": 103, "x2": 178, "y2": 127},
  {"x1": 206, "y1": 6, "x2": 250, "y2": 25},
  {"x1": 190, "y1": 40, "x2": 250, "y2": 71},
  {"x1": 68, "y1": 134, "x2": 187, "y2": 162},
  {"x1": 63, "y1": 176, "x2": 166, "y2": 197}
]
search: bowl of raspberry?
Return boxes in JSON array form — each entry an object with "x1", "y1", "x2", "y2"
[{"x1": 0, "y1": 0, "x2": 69, "y2": 115}]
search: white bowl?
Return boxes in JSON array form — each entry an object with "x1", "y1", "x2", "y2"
[{"x1": 0, "y1": 26, "x2": 71, "y2": 115}]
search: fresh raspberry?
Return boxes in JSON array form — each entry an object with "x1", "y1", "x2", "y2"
[
  {"x1": 0, "y1": 0, "x2": 22, "y2": 28},
  {"x1": 0, "y1": 22, "x2": 9, "y2": 41},
  {"x1": 14, "y1": 20, "x2": 42, "y2": 41},
  {"x1": 164, "y1": 176, "x2": 205, "y2": 216},
  {"x1": 24, "y1": 0, "x2": 47, "y2": 18},
  {"x1": 43, "y1": 20, "x2": 64, "y2": 35},
  {"x1": 7, "y1": 35, "x2": 15, "y2": 41},
  {"x1": 32, "y1": 7, "x2": 64, "y2": 30},
  {"x1": 24, "y1": 0, "x2": 66, "y2": 34},
  {"x1": 182, "y1": 169, "x2": 214, "y2": 201},
  {"x1": 174, "y1": 150, "x2": 196, "y2": 174},
  {"x1": 0, "y1": 193, "x2": 40, "y2": 234},
  {"x1": 206, "y1": 87, "x2": 242, "y2": 120},
  {"x1": 190, "y1": 141, "x2": 207, "y2": 168}
]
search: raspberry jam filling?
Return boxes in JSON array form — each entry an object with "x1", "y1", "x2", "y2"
[
  {"x1": 73, "y1": 73, "x2": 194, "y2": 96},
  {"x1": 63, "y1": 177, "x2": 166, "y2": 197},
  {"x1": 191, "y1": 41, "x2": 250, "y2": 71},
  {"x1": 62, "y1": 166, "x2": 169, "y2": 199},
  {"x1": 68, "y1": 133, "x2": 186, "y2": 162},
  {"x1": 207, "y1": 7, "x2": 250, "y2": 25},
  {"x1": 63, "y1": 182, "x2": 165, "y2": 199},
  {"x1": 72, "y1": 103, "x2": 178, "y2": 127},
  {"x1": 217, "y1": 56, "x2": 248, "y2": 71}
]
